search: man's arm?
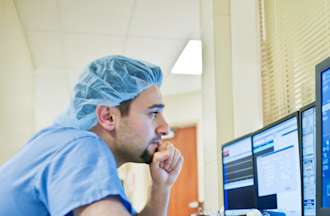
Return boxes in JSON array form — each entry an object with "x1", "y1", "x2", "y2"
[
  {"x1": 74, "y1": 197, "x2": 131, "y2": 216},
  {"x1": 74, "y1": 187, "x2": 170, "y2": 216},
  {"x1": 137, "y1": 185, "x2": 170, "y2": 216}
]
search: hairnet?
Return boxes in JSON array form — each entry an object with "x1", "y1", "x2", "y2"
[{"x1": 55, "y1": 55, "x2": 163, "y2": 130}]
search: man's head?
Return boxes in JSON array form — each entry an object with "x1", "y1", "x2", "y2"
[
  {"x1": 94, "y1": 85, "x2": 169, "y2": 165},
  {"x1": 55, "y1": 55, "x2": 168, "y2": 164}
]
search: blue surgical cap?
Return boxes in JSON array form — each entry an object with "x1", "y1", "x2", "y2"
[{"x1": 55, "y1": 55, "x2": 163, "y2": 130}]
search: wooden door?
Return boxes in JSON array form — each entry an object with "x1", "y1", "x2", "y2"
[{"x1": 168, "y1": 126, "x2": 199, "y2": 216}]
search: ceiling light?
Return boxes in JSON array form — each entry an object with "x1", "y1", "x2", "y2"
[{"x1": 171, "y1": 40, "x2": 202, "y2": 75}]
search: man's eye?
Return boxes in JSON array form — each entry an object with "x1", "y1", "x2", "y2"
[{"x1": 150, "y1": 112, "x2": 159, "y2": 119}]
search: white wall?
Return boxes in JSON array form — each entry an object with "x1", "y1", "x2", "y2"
[
  {"x1": 163, "y1": 91, "x2": 201, "y2": 127},
  {"x1": 34, "y1": 68, "x2": 72, "y2": 130},
  {"x1": 0, "y1": 0, "x2": 35, "y2": 164}
]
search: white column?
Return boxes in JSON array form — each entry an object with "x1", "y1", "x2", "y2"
[
  {"x1": 231, "y1": 0, "x2": 263, "y2": 136},
  {"x1": 200, "y1": 0, "x2": 234, "y2": 212},
  {"x1": 200, "y1": 0, "x2": 263, "y2": 211}
]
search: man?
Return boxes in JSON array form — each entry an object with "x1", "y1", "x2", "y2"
[{"x1": 0, "y1": 55, "x2": 183, "y2": 216}]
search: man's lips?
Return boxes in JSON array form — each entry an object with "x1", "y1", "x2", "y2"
[{"x1": 140, "y1": 139, "x2": 162, "y2": 164}]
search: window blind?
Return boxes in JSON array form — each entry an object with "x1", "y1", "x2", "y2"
[{"x1": 258, "y1": 0, "x2": 330, "y2": 124}]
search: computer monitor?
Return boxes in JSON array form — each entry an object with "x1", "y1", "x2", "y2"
[
  {"x1": 222, "y1": 135, "x2": 257, "y2": 213},
  {"x1": 252, "y1": 115, "x2": 302, "y2": 216},
  {"x1": 315, "y1": 56, "x2": 330, "y2": 216},
  {"x1": 299, "y1": 104, "x2": 316, "y2": 216}
]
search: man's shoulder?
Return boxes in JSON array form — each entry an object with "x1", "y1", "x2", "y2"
[
  {"x1": 33, "y1": 125, "x2": 117, "y2": 178},
  {"x1": 24, "y1": 125, "x2": 108, "y2": 163},
  {"x1": 31, "y1": 124, "x2": 98, "y2": 145}
]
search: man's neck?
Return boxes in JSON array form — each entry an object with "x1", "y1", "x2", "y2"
[{"x1": 89, "y1": 125, "x2": 125, "y2": 168}]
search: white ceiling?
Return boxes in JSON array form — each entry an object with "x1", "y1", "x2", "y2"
[{"x1": 14, "y1": 0, "x2": 202, "y2": 96}]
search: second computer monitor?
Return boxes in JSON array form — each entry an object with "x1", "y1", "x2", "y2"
[
  {"x1": 300, "y1": 104, "x2": 316, "y2": 216},
  {"x1": 252, "y1": 115, "x2": 302, "y2": 216}
]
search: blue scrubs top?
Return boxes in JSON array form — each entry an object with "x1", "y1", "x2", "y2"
[{"x1": 0, "y1": 124, "x2": 137, "y2": 216}]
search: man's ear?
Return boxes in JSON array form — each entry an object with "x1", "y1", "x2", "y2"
[{"x1": 95, "y1": 105, "x2": 120, "y2": 132}]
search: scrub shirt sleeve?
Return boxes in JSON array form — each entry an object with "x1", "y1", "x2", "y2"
[{"x1": 35, "y1": 136, "x2": 136, "y2": 216}]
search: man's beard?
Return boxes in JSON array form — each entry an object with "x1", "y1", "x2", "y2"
[
  {"x1": 139, "y1": 139, "x2": 160, "y2": 164},
  {"x1": 140, "y1": 148, "x2": 153, "y2": 164}
]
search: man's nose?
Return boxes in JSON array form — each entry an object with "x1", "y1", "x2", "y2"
[{"x1": 156, "y1": 114, "x2": 169, "y2": 136}]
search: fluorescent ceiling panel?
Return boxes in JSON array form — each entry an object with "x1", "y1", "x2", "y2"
[{"x1": 171, "y1": 40, "x2": 202, "y2": 75}]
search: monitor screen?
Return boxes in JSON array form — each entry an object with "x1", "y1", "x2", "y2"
[
  {"x1": 321, "y1": 68, "x2": 330, "y2": 207},
  {"x1": 253, "y1": 116, "x2": 302, "y2": 216},
  {"x1": 301, "y1": 107, "x2": 316, "y2": 216},
  {"x1": 222, "y1": 136, "x2": 257, "y2": 211}
]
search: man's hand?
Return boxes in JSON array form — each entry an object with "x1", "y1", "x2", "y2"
[
  {"x1": 137, "y1": 142, "x2": 183, "y2": 216},
  {"x1": 150, "y1": 141, "x2": 183, "y2": 188}
]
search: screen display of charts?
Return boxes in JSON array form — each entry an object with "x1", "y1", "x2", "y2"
[
  {"x1": 301, "y1": 107, "x2": 316, "y2": 216},
  {"x1": 253, "y1": 117, "x2": 302, "y2": 216},
  {"x1": 222, "y1": 136, "x2": 257, "y2": 212},
  {"x1": 321, "y1": 68, "x2": 330, "y2": 207}
]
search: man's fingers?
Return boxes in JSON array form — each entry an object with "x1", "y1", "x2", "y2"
[
  {"x1": 164, "y1": 144, "x2": 175, "y2": 171},
  {"x1": 168, "y1": 149, "x2": 179, "y2": 172},
  {"x1": 152, "y1": 151, "x2": 170, "y2": 168},
  {"x1": 169, "y1": 150, "x2": 183, "y2": 173}
]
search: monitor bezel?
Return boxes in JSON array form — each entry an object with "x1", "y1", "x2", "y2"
[
  {"x1": 221, "y1": 133, "x2": 256, "y2": 210},
  {"x1": 298, "y1": 102, "x2": 315, "y2": 216},
  {"x1": 251, "y1": 112, "x2": 303, "y2": 214},
  {"x1": 315, "y1": 56, "x2": 330, "y2": 216}
]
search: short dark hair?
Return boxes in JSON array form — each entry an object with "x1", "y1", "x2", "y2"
[{"x1": 116, "y1": 98, "x2": 134, "y2": 116}]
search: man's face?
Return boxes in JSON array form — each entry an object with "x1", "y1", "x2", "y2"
[{"x1": 114, "y1": 86, "x2": 169, "y2": 163}]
